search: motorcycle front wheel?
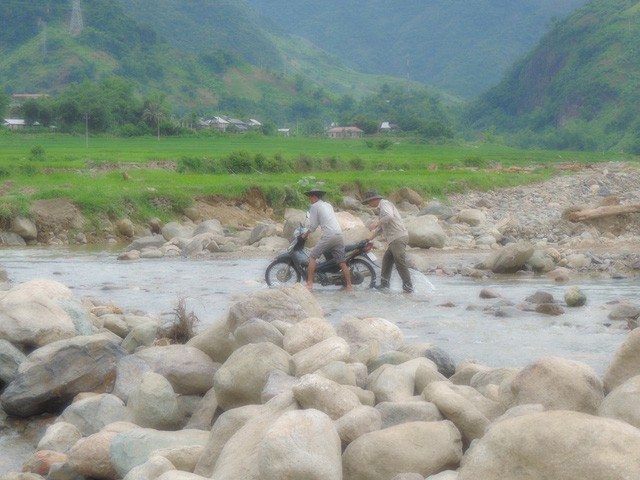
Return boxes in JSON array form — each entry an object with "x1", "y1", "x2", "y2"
[
  {"x1": 349, "y1": 258, "x2": 376, "y2": 289},
  {"x1": 265, "y1": 260, "x2": 301, "y2": 287}
]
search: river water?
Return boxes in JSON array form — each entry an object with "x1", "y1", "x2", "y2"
[
  {"x1": 0, "y1": 246, "x2": 636, "y2": 474},
  {"x1": 0, "y1": 246, "x2": 633, "y2": 375}
]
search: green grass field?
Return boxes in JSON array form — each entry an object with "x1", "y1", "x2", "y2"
[
  {"x1": 0, "y1": 132, "x2": 621, "y2": 165},
  {"x1": 0, "y1": 131, "x2": 635, "y2": 226}
]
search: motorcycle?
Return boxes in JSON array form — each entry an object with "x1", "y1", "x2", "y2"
[{"x1": 265, "y1": 225, "x2": 378, "y2": 289}]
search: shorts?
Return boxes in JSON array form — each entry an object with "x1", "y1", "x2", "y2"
[{"x1": 311, "y1": 234, "x2": 346, "y2": 264}]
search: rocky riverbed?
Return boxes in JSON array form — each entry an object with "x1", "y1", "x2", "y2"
[
  {"x1": 112, "y1": 160, "x2": 640, "y2": 283},
  {"x1": 1, "y1": 161, "x2": 640, "y2": 479}
]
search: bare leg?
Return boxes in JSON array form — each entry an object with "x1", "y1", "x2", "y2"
[
  {"x1": 340, "y1": 262, "x2": 352, "y2": 292},
  {"x1": 306, "y1": 256, "x2": 316, "y2": 289}
]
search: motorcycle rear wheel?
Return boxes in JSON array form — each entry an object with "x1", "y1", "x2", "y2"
[
  {"x1": 349, "y1": 258, "x2": 376, "y2": 289},
  {"x1": 265, "y1": 260, "x2": 301, "y2": 287}
]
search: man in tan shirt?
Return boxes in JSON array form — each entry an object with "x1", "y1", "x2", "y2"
[{"x1": 363, "y1": 189, "x2": 413, "y2": 293}]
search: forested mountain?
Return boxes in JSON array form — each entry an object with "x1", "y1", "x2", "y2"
[
  {"x1": 242, "y1": 0, "x2": 588, "y2": 99},
  {"x1": 0, "y1": 0, "x2": 430, "y2": 112},
  {"x1": 465, "y1": 0, "x2": 640, "y2": 153},
  {"x1": 0, "y1": 0, "x2": 452, "y2": 136},
  {"x1": 118, "y1": 0, "x2": 437, "y2": 100},
  {"x1": 4, "y1": 0, "x2": 640, "y2": 153},
  {"x1": 119, "y1": 0, "x2": 281, "y2": 69}
]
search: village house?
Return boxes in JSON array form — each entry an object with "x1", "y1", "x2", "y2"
[
  {"x1": 198, "y1": 116, "x2": 230, "y2": 131},
  {"x1": 379, "y1": 121, "x2": 400, "y2": 133},
  {"x1": 326, "y1": 126, "x2": 364, "y2": 138},
  {"x1": 3, "y1": 118, "x2": 27, "y2": 129},
  {"x1": 247, "y1": 118, "x2": 262, "y2": 130},
  {"x1": 198, "y1": 116, "x2": 262, "y2": 132},
  {"x1": 227, "y1": 118, "x2": 248, "y2": 131}
]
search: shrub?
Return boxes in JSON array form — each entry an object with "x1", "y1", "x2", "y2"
[
  {"x1": 462, "y1": 156, "x2": 487, "y2": 168},
  {"x1": 376, "y1": 139, "x2": 394, "y2": 150},
  {"x1": 255, "y1": 154, "x2": 292, "y2": 173},
  {"x1": 222, "y1": 151, "x2": 254, "y2": 174},
  {"x1": 18, "y1": 164, "x2": 39, "y2": 176},
  {"x1": 158, "y1": 298, "x2": 200, "y2": 344},
  {"x1": 295, "y1": 155, "x2": 316, "y2": 172},
  {"x1": 29, "y1": 145, "x2": 46, "y2": 161},
  {"x1": 349, "y1": 157, "x2": 365, "y2": 170}
]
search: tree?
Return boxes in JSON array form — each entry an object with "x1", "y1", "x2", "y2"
[
  {"x1": 142, "y1": 95, "x2": 168, "y2": 140},
  {"x1": 0, "y1": 89, "x2": 9, "y2": 120}
]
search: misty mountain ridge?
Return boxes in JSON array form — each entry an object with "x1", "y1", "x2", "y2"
[{"x1": 241, "y1": 0, "x2": 589, "y2": 98}]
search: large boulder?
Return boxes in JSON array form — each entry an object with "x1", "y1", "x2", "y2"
[
  {"x1": 290, "y1": 336, "x2": 350, "y2": 376},
  {"x1": 0, "y1": 279, "x2": 94, "y2": 348},
  {"x1": 337, "y1": 316, "x2": 404, "y2": 360},
  {"x1": 11, "y1": 216, "x2": 38, "y2": 241},
  {"x1": 336, "y1": 210, "x2": 368, "y2": 239},
  {"x1": 455, "y1": 209, "x2": 485, "y2": 226},
  {"x1": 210, "y1": 393, "x2": 299, "y2": 480},
  {"x1": 233, "y1": 317, "x2": 284, "y2": 347},
  {"x1": 292, "y1": 374, "x2": 361, "y2": 420},
  {"x1": 37, "y1": 422, "x2": 82, "y2": 453},
  {"x1": 603, "y1": 328, "x2": 640, "y2": 393},
  {"x1": 213, "y1": 342, "x2": 291, "y2": 410},
  {"x1": 423, "y1": 381, "x2": 490, "y2": 444},
  {"x1": 598, "y1": 375, "x2": 640, "y2": 429},
  {"x1": 123, "y1": 234, "x2": 166, "y2": 252},
  {"x1": 405, "y1": 216, "x2": 447, "y2": 249},
  {"x1": 133, "y1": 345, "x2": 218, "y2": 395},
  {"x1": 161, "y1": 222, "x2": 195, "y2": 242},
  {"x1": 0, "y1": 338, "x2": 26, "y2": 384},
  {"x1": 335, "y1": 405, "x2": 382, "y2": 446},
  {"x1": 227, "y1": 285, "x2": 323, "y2": 331},
  {"x1": 110, "y1": 428, "x2": 209, "y2": 478},
  {"x1": 1, "y1": 334, "x2": 126, "y2": 417},
  {"x1": 187, "y1": 315, "x2": 239, "y2": 364},
  {"x1": 194, "y1": 404, "x2": 263, "y2": 477},
  {"x1": 57, "y1": 393, "x2": 127, "y2": 436},
  {"x1": 368, "y1": 362, "x2": 421, "y2": 403},
  {"x1": 126, "y1": 372, "x2": 183, "y2": 430},
  {"x1": 67, "y1": 421, "x2": 138, "y2": 480},
  {"x1": 503, "y1": 356, "x2": 604, "y2": 414},
  {"x1": 375, "y1": 401, "x2": 442, "y2": 428},
  {"x1": 458, "y1": 410, "x2": 640, "y2": 480},
  {"x1": 282, "y1": 316, "x2": 337, "y2": 355},
  {"x1": 342, "y1": 421, "x2": 463, "y2": 480},
  {"x1": 256, "y1": 409, "x2": 342, "y2": 480},
  {"x1": 398, "y1": 343, "x2": 456, "y2": 378},
  {"x1": 478, "y1": 241, "x2": 534, "y2": 273}
]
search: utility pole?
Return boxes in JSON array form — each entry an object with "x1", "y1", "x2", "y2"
[
  {"x1": 38, "y1": 19, "x2": 47, "y2": 58},
  {"x1": 69, "y1": 0, "x2": 84, "y2": 36},
  {"x1": 85, "y1": 114, "x2": 89, "y2": 148},
  {"x1": 405, "y1": 53, "x2": 411, "y2": 94}
]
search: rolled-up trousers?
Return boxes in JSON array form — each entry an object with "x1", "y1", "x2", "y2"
[{"x1": 380, "y1": 237, "x2": 413, "y2": 293}]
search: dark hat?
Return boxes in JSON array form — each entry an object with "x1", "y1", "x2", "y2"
[
  {"x1": 304, "y1": 189, "x2": 326, "y2": 197},
  {"x1": 362, "y1": 189, "x2": 384, "y2": 204}
]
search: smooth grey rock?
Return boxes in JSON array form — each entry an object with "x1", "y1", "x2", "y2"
[
  {"x1": 458, "y1": 411, "x2": 640, "y2": 480},
  {"x1": 1, "y1": 334, "x2": 125, "y2": 417}
]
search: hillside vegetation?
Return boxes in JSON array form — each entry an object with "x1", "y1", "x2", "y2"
[
  {"x1": 465, "y1": 0, "x2": 640, "y2": 153},
  {"x1": 0, "y1": 0, "x2": 440, "y2": 126}
]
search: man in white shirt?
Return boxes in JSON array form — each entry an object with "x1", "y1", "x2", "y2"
[
  {"x1": 363, "y1": 189, "x2": 413, "y2": 293},
  {"x1": 303, "y1": 189, "x2": 352, "y2": 292}
]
